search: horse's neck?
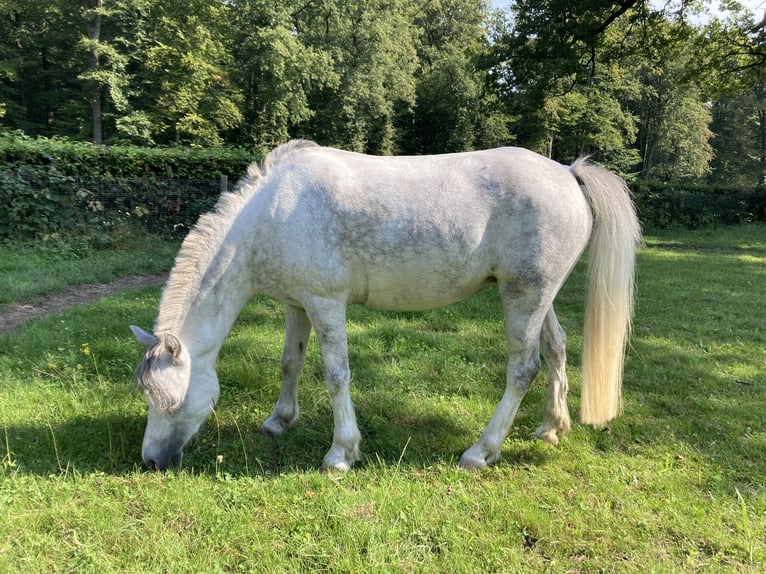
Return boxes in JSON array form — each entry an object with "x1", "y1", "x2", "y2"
[{"x1": 157, "y1": 246, "x2": 254, "y2": 360}]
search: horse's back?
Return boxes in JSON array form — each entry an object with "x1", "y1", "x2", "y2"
[
  {"x1": 272, "y1": 144, "x2": 590, "y2": 243},
  {"x1": 285, "y1": 145, "x2": 576, "y2": 208},
  {"x1": 249, "y1": 144, "x2": 592, "y2": 310}
]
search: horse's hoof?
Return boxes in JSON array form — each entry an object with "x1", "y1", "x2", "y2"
[
  {"x1": 458, "y1": 454, "x2": 487, "y2": 471},
  {"x1": 534, "y1": 427, "x2": 560, "y2": 446},
  {"x1": 261, "y1": 414, "x2": 297, "y2": 436},
  {"x1": 320, "y1": 459, "x2": 351, "y2": 473},
  {"x1": 260, "y1": 421, "x2": 284, "y2": 436}
]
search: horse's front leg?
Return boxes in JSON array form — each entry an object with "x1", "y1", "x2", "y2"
[
  {"x1": 304, "y1": 297, "x2": 361, "y2": 472},
  {"x1": 262, "y1": 305, "x2": 312, "y2": 436}
]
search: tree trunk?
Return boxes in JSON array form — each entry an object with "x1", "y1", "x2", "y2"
[
  {"x1": 86, "y1": 0, "x2": 103, "y2": 144},
  {"x1": 755, "y1": 84, "x2": 766, "y2": 187}
]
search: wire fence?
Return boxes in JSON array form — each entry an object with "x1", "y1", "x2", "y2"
[{"x1": 70, "y1": 175, "x2": 231, "y2": 236}]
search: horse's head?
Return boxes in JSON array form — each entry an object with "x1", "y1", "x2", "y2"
[{"x1": 130, "y1": 325, "x2": 219, "y2": 470}]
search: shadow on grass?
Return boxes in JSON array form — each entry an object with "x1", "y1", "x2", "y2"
[
  {"x1": 1, "y1": 287, "x2": 558, "y2": 479},
  {"x1": 3, "y1": 414, "x2": 147, "y2": 476},
  {"x1": 5, "y1": 323, "x2": 760, "y2": 490},
  {"x1": 2, "y1": 393, "x2": 554, "y2": 479}
]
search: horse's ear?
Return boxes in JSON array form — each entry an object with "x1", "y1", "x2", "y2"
[
  {"x1": 164, "y1": 333, "x2": 183, "y2": 361},
  {"x1": 130, "y1": 325, "x2": 158, "y2": 348}
]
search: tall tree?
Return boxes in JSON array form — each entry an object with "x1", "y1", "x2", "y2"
[
  {"x1": 404, "y1": 0, "x2": 509, "y2": 153},
  {"x1": 629, "y1": 21, "x2": 713, "y2": 179},
  {"x1": 83, "y1": 0, "x2": 103, "y2": 143},
  {"x1": 296, "y1": 0, "x2": 419, "y2": 154},
  {"x1": 79, "y1": 0, "x2": 134, "y2": 143},
  {"x1": 488, "y1": 0, "x2": 720, "y2": 176},
  {"x1": 231, "y1": 0, "x2": 338, "y2": 154},
  {"x1": 709, "y1": 89, "x2": 763, "y2": 187},
  {"x1": 0, "y1": 0, "x2": 83, "y2": 136},
  {"x1": 493, "y1": 0, "x2": 645, "y2": 106},
  {"x1": 544, "y1": 74, "x2": 641, "y2": 171},
  {"x1": 132, "y1": 0, "x2": 243, "y2": 145},
  {"x1": 705, "y1": 3, "x2": 766, "y2": 186}
]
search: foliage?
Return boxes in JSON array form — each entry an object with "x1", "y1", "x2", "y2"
[
  {"x1": 0, "y1": 165, "x2": 228, "y2": 241},
  {"x1": 292, "y1": 0, "x2": 420, "y2": 154},
  {"x1": 405, "y1": 0, "x2": 510, "y2": 154},
  {"x1": 0, "y1": 132, "x2": 253, "y2": 240},
  {"x1": 626, "y1": 17, "x2": 715, "y2": 180},
  {"x1": 709, "y1": 77, "x2": 766, "y2": 188},
  {"x1": 632, "y1": 180, "x2": 766, "y2": 229},
  {"x1": 0, "y1": 225, "x2": 764, "y2": 571},
  {"x1": 232, "y1": 1, "x2": 339, "y2": 155},
  {"x1": 1, "y1": 1, "x2": 766, "y2": 183},
  {"x1": 539, "y1": 71, "x2": 641, "y2": 172},
  {"x1": 495, "y1": 0, "x2": 644, "y2": 100},
  {"x1": 0, "y1": 162, "x2": 102, "y2": 241},
  {"x1": 700, "y1": 2, "x2": 766, "y2": 187},
  {"x1": 138, "y1": 0, "x2": 244, "y2": 146},
  {"x1": 0, "y1": 131, "x2": 252, "y2": 178},
  {"x1": 4, "y1": 127, "x2": 766, "y2": 241}
]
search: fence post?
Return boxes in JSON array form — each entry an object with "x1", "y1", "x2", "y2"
[{"x1": 220, "y1": 175, "x2": 228, "y2": 193}]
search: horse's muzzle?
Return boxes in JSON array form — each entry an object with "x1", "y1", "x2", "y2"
[{"x1": 143, "y1": 450, "x2": 182, "y2": 471}]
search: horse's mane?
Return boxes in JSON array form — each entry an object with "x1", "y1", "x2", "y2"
[{"x1": 153, "y1": 139, "x2": 318, "y2": 334}]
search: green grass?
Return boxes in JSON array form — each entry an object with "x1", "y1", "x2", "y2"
[
  {"x1": 1, "y1": 225, "x2": 765, "y2": 572},
  {"x1": 0, "y1": 235, "x2": 178, "y2": 304}
]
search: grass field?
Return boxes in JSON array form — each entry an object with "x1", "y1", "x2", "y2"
[
  {"x1": 1, "y1": 225, "x2": 764, "y2": 572},
  {"x1": 0, "y1": 235, "x2": 178, "y2": 304}
]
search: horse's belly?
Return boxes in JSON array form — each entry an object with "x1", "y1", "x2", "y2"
[{"x1": 356, "y1": 269, "x2": 493, "y2": 311}]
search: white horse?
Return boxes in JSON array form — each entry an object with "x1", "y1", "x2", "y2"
[{"x1": 131, "y1": 140, "x2": 640, "y2": 472}]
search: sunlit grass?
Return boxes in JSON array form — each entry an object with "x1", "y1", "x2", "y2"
[
  {"x1": 0, "y1": 234, "x2": 178, "y2": 304},
  {"x1": 1, "y1": 224, "x2": 764, "y2": 572}
]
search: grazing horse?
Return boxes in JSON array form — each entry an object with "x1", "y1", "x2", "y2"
[{"x1": 131, "y1": 140, "x2": 640, "y2": 472}]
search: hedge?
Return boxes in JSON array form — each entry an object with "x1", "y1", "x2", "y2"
[
  {"x1": 0, "y1": 132, "x2": 255, "y2": 242},
  {"x1": 631, "y1": 180, "x2": 766, "y2": 229},
  {"x1": 2, "y1": 133, "x2": 766, "y2": 242},
  {"x1": 0, "y1": 130, "x2": 253, "y2": 179}
]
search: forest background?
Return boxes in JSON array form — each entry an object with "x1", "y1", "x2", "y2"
[{"x1": 1, "y1": 0, "x2": 766, "y2": 187}]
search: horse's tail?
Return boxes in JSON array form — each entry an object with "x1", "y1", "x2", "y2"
[{"x1": 570, "y1": 158, "x2": 641, "y2": 427}]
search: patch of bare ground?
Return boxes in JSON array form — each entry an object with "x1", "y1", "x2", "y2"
[{"x1": 0, "y1": 273, "x2": 168, "y2": 334}]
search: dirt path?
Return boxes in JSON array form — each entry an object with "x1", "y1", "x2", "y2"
[{"x1": 0, "y1": 273, "x2": 168, "y2": 334}]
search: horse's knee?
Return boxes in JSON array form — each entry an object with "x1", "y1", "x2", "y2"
[
  {"x1": 280, "y1": 354, "x2": 303, "y2": 379},
  {"x1": 325, "y1": 364, "x2": 350, "y2": 394},
  {"x1": 511, "y1": 356, "x2": 541, "y2": 392}
]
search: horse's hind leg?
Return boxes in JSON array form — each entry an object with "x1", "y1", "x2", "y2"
[
  {"x1": 262, "y1": 305, "x2": 312, "y2": 436},
  {"x1": 534, "y1": 306, "x2": 571, "y2": 445},
  {"x1": 459, "y1": 282, "x2": 547, "y2": 470}
]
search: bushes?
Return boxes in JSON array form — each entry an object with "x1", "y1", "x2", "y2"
[
  {"x1": 631, "y1": 180, "x2": 766, "y2": 229},
  {"x1": 0, "y1": 164, "x2": 93, "y2": 240},
  {"x1": 0, "y1": 131, "x2": 253, "y2": 178},
  {"x1": 0, "y1": 133, "x2": 254, "y2": 242},
  {"x1": 0, "y1": 163, "x2": 228, "y2": 241}
]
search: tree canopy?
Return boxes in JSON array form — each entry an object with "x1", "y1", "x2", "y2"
[{"x1": 0, "y1": 0, "x2": 764, "y2": 184}]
